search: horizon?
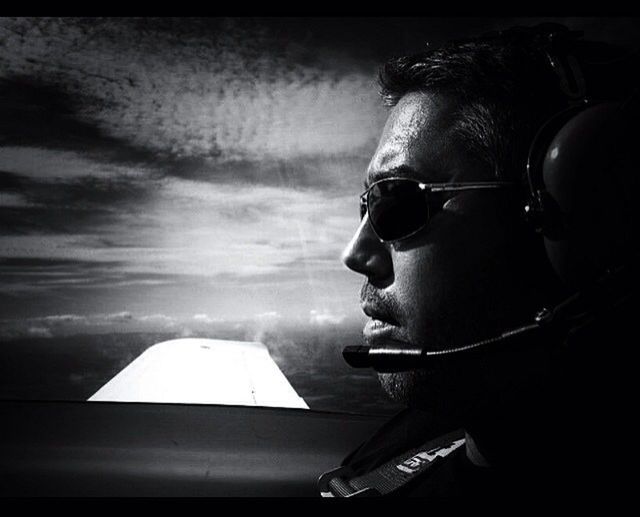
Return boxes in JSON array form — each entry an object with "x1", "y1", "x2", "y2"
[{"x1": 0, "y1": 307, "x2": 367, "y2": 340}]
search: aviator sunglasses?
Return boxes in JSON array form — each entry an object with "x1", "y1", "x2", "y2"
[{"x1": 360, "y1": 178, "x2": 518, "y2": 242}]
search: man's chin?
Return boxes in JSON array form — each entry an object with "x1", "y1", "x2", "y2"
[
  {"x1": 377, "y1": 368, "x2": 472, "y2": 421},
  {"x1": 378, "y1": 370, "x2": 435, "y2": 408}
]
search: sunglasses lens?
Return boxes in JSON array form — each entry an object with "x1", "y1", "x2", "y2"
[{"x1": 367, "y1": 180, "x2": 429, "y2": 241}]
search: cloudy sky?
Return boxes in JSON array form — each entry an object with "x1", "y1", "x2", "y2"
[{"x1": 1, "y1": 17, "x2": 639, "y2": 337}]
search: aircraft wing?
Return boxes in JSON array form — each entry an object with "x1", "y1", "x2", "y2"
[{"x1": 88, "y1": 338, "x2": 309, "y2": 409}]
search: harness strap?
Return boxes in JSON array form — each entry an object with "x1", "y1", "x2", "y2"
[{"x1": 318, "y1": 430, "x2": 465, "y2": 497}]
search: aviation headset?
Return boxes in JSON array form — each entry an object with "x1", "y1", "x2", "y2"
[{"x1": 344, "y1": 24, "x2": 640, "y2": 372}]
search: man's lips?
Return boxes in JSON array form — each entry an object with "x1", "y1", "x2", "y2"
[
  {"x1": 361, "y1": 304, "x2": 406, "y2": 345},
  {"x1": 364, "y1": 318, "x2": 399, "y2": 338},
  {"x1": 361, "y1": 303, "x2": 400, "y2": 326}
]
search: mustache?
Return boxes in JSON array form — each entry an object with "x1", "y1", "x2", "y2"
[{"x1": 360, "y1": 282, "x2": 403, "y2": 325}]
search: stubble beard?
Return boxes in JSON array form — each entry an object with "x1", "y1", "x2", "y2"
[{"x1": 375, "y1": 311, "x2": 490, "y2": 419}]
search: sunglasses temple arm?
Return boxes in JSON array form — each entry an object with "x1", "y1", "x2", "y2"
[{"x1": 427, "y1": 182, "x2": 519, "y2": 193}]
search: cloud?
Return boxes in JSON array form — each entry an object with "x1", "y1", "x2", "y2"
[
  {"x1": 255, "y1": 311, "x2": 282, "y2": 322},
  {"x1": 0, "y1": 18, "x2": 377, "y2": 324},
  {"x1": 103, "y1": 311, "x2": 133, "y2": 321},
  {"x1": 0, "y1": 147, "x2": 148, "y2": 180},
  {"x1": 192, "y1": 313, "x2": 223, "y2": 324},
  {"x1": 0, "y1": 177, "x2": 358, "y2": 279},
  {"x1": 0, "y1": 169, "x2": 158, "y2": 238},
  {"x1": 139, "y1": 314, "x2": 176, "y2": 324},
  {"x1": 135, "y1": 178, "x2": 358, "y2": 279},
  {"x1": 309, "y1": 309, "x2": 346, "y2": 326},
  {"x1": 0, "y1": 18, "x2": 386, "y2": 170},
  {"x1": 42, "y1": 314, "x2": 88, "y2": 323},
  {"x1": 249, "y1": 311, "x2": 285, "y2": 345},
  {"x1": 26, "y1": 326, "x2": 53, "y2": 338},
  {"x1": 0, "y1": 311, "x2": 184, "y2": 338},
  {"x1": 0, "y1": 192, "x2": 32, "y2": 208},
  {"x1": 179, "y1": 327, "x2": 194, "y2": 338},
  {"x1": 0, "y1": 171, "x2": 362, "y2": 327}
]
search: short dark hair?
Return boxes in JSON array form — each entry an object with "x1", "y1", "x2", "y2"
[{"x1": 378, "y1": 26, "x2": 634, "y2": 182}]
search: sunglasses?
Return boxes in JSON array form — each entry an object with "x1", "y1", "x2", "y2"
[{"x1": 360, "y1": 178, "x2": 518, "y2": 242}]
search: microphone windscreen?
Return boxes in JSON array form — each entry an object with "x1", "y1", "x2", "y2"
[{"x1": 342, "y1": 345, "x2": 373, "y2": 368}]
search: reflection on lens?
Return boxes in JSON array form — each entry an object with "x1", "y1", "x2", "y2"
[
  {"x1": 360, "y1": 196, "x2": 368, "y2": 220},
  {"x1": 368, "y1": 180, "x2": 429, "y2": 241}
]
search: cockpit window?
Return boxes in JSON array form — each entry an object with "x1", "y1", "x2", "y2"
[
  {"x1": 0, "y1": 18, "x2": 407, "y2": 415},
  {"x1": 3, "y1": 17, "x2": 638, "y2": 416}
]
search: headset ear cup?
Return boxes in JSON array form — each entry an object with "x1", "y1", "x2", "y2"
[
  {"x1": 539, "y1": 101, "x2": 636, "y2": 290},
  {"x1": 524, "y1": 104, "x2": 589, "y2": 237}
]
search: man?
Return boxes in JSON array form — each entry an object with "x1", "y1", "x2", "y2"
[{"x1": 320, "y1": 24, "x2": 638, "y2": 500}]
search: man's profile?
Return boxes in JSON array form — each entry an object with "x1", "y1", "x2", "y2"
[{"x1": 320, "y1": 24, "x2": 639, "y2": 500}]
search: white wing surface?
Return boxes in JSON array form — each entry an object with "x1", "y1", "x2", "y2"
[{"x1": 88, "y1": 338, "x2": 308, "y2": 409}]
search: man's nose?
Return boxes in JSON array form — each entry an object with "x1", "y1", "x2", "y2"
[{"x1": 341, "y1": 214, "x2": 393, "y2": 281}]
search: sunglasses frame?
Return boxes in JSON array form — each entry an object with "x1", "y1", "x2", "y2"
[{"x1": 360, "y1": 177, "x2": 519, "y2": 242}]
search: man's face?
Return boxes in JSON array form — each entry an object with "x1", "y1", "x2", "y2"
[{"x1": 342, "y1": 91, "x2": 551, "y2": 418}]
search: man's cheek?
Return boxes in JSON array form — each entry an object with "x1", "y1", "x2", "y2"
[{"x1": 395, "y1": 260, "x2": 437, "y2": 322}]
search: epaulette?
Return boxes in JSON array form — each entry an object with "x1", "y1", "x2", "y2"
[{"x1": 318, "y1": 429, "x2": 465, "y2": 497}]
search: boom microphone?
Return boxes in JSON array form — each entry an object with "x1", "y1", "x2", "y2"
[
  {"x1": 343, "y1": 317, "x2": 548, "y2": 373},
  {"x1": 343, "y1": 262, "x2": 635, "y2": 373}
]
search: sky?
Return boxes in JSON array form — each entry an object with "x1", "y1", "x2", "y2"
[{"x1": 1, "y1": 17, "x2": 639, "y2": 338}]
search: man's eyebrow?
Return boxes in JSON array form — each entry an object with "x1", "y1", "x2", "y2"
[{"x1": 364, "y1": 165, "x2": 422, "y2": 189}]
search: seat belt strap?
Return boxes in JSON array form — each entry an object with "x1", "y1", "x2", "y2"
[{"x1": 319, "y1": 430, "x2": 465, "y2": 497}]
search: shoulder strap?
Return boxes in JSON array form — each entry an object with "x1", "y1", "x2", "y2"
[{"x1": 318, "y1": 430, "x2": 466, "y2": 497}]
